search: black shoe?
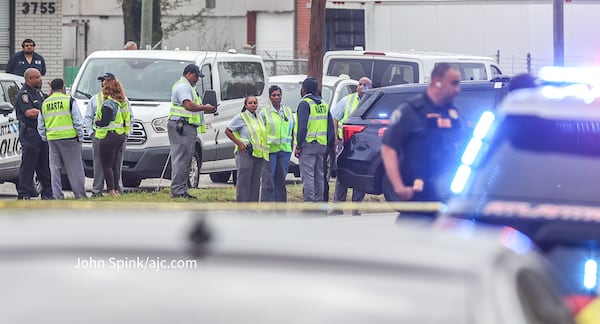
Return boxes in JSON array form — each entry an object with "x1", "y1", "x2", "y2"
[
  {"x1": 91, "y1": 192, "x2": 103, "y2": 198},
  {"x1": 327, "y1": 209, "x2": 344, "y2": 216},
  {"x1": 41, "y1": 196, "x2": 54, "y2": 200},
  {"x1": 17, "y1": 195, "x2": 31, "y2": 200},
  {"x1": 352, "y1": 210, "x2": 362, "y2": 216},
  {"x1": 172, "y1": 193, "x2": 197, "y2": 199}
]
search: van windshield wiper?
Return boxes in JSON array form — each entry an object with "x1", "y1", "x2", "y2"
[{"x1": 75, "y1": 89, "x2": 92, "y2": 99}]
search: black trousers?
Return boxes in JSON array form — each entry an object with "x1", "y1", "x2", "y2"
[
  {"x1": 99, "y1": 131, "x2": 126, "y2": 191},
  {"x1": 18, "y1": 128, "x2": 52, "y2": 199}
]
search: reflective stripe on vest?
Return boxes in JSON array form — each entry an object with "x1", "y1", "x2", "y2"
[
  {"x1": 41, "y1": 92, "x2": 76, "y2": 140},
  {"x1": 262, "y1": 104, "x2": 293, "y2": 153},
  {"x1": 169, "y1": 77, "x2": 206, "y2": 133},
  {"x1": 233, "y1": 111, "x2": 269, "y2": 160},
  {"x1": 338, "y1": 93, "x2": 359, "y2": 139},
  {"x1": 303, "y1": 98, "x2": 329, "y2": 146},
  {"x1": 95, "y1": 98, "x2": 131, "y2": 139}
]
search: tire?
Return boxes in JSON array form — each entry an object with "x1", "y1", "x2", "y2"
[
  {"x1": 209, "y1": 171, "x2": 232, "y2": 183},
  {"x1": 123, "y1": 176, "x2": 141, "y2": 188},
  {"x1": 381, "y1": 174, "x2": 401, "y2": 202},
  {"x1": 188, "y1": 150, "x2": 201, "y2": 188}
]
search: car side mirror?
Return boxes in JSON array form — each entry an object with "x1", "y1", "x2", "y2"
[{"x1": 0, "y1": 102, "x2": 15, "y2": 116}]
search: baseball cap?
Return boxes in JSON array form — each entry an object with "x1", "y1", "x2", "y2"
[
  {"x1": 97, "y1": 72, "x2": 116, "y2": 81},
  {"x1": 183, "y1": 64, "x2": 204, "y2": 78},
  {"x1": 302, "y1": 77, "x2": 318, "y2": 94}
]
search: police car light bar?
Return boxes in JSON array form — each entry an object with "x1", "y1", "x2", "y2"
[
  {"x1": 584, "y1": 259, "x2": 598, "y2": 290},
  {"x1": 538, "y1": 66, "x2": 600, "y2": 86}
]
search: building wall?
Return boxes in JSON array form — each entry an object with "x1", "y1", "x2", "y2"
[
  {"x1": 14, "y1": 0, "x2": 63, "y2": 83},
  {"x1": 295, "y1": 0, "x2": 311, "y2": 58}
]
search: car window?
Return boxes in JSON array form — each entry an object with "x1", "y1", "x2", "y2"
[
  {"x1": 444, "y1": 62, "x2": 488, "y2": 81},
  {"x1": 363, "y1": 91, "x2": 420, "y2": 119},
  {"x1": 218, "y1": 61, "x2": 265, "y2": 100},
  {"x1": 468, "y1": 116, "x2": 600, "y2": 203},
  {"x1": 378, "y1": 62, "x2": 418, "y2": 87},
  {"x1": 337, "y1": 84, "x2": 353, "y2": 103},
  {"x1": 516, "y1": 269, "x2": 574, "y2": 324},
  {"x1": 327, "y1": 59, "x2": 371, "y2": 80},
  {"x1": 198, "y1": 63, "x2": 213, "y2": 95},
  {"x1": 3, "y1": 81, "x2": 21, "y2": 107},
  {"x1": 491, "y1": 65, "x2": 503, "y2": 76},
  {"x1": 453, "y1": 87, "x2": 500, "y2": 129},
  {"x1": 73, "y1": 58, "x2": 194, "y2": 101}
]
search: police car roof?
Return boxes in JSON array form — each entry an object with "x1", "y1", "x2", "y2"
[
  {"x1": 498, "y1": 85, "x2": 600, "y2": 121},
  {"x1": 0, "y1": 72, "x2": 25, "y2": 83},
  {"x1": 0, "y1": 208, "x2": 535, "y2": 275}
]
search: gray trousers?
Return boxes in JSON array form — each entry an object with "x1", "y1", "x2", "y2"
[
  {"x1": 48, "y1": 138, "x2": 87, "y2": 199},
  {"x1": 299, "y1": 142, "x2": 327, "y2": 202},
  {"x1": 168, "y1": 120, "x2": 196, "y2": 196},
  {"x1": 92, "y1": 133, "x2": 125, "y2": 194},
  {"x1": 235, "y1": 151, "x2": 263, "y2": 202}
]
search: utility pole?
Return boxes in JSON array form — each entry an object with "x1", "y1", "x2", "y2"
[
  {"x1": 140, "y1": 0, "x2": 153, "y2": 50},
  {"x1": 307, "y1": 0, "x2": 326, "y2": 89},
  {"x1": 553, "y1": 0, "x2": 564, "y2": 66}
]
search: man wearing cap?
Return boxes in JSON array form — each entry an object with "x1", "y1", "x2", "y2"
[
  {"x1": 84, "y1": 72, "x2": 130, "y2": 197},
  {"x1": 168, "y1": 64, "x2": 216, "y2": 199},
  {"x1": 294, "y1": 77, "x2": 335, "y2": 202},
  {"x1": 38, "y1": 78, "x2": 87, "y2": 199},
  {"x1": 15, "y1": 68, "x2": 52, "y2": 199}
]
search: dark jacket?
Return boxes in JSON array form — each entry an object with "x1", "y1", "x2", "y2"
[{"x1": 6, "y1": 51, "x2": 46, "y2": 76}]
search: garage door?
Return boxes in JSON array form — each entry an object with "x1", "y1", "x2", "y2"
[
  {"x1": 0, "y1": 0, "x2": 9, "y2": 67},
  {"x1": 256, "y1": 12, "x2": 293, "y2": 58}
]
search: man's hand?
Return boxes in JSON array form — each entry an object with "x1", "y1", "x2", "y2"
[
  {"x1": 294, "y1": 146, "x2": 301, "y2": 158},
  {"x1": 394, "y1": 185, "x2": 414, "y2": 201},
  {"x1": 203, "y1": 104, "x2": 217, "y2": 114}
]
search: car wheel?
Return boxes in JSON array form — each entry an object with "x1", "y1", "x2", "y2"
[
  {"x1": 122, "y1": 176, "x2": 141, "y2": 188},
  {"x1": 382, "y1": 174, "x2": 401, "y2": 202},
  {"x1": 209, "y1": 171, "x2": 231, "y2": 183},
  {"x1": 188, "y1": 150, "x2": 200, "y2": 188}
]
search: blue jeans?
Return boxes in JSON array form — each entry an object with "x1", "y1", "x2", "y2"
[{"x1": 261, "y1": 150, "x2": 291, "y2": 202}]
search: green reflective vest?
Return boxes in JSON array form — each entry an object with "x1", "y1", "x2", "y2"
[
  {"x1": 338, "y1": 93, "x2": 359, "y2": 139},
  {"x1": 168, "y1": 77, "x2": 206, "y2": 133},
  {"x1": 261, "y1": 104, "x2": 293, "y2": 153},
  {"x1": 41, "y1": 92, "x2": 76, "y2": 140},
  {"x1": 233, "y1": 111, "x2": 269, "y2": 161},
  {"x1": 301, "y1": 98, "x2": 329, "y2": 146},
  {"x1": 95, "y1": 97, "x2": 132, "y2": 139}
]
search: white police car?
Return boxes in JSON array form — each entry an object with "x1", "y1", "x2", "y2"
[
  {"x1": 445, "y1": 66, "x2": 600, "y2": 323},
  {"x1": 0, "y1": 73, "x2": 28, "y2": 192}
]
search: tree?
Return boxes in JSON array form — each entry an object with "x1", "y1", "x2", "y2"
[
  {"x1": 307, "y1": 0, "x2": 326, "y2": 88},
  {"x1": 121, "y1": 0, "x2": 207, "y2": 48}
]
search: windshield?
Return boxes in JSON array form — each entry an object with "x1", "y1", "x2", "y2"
[
  {"x1": 467, "y1": 116, "x2": 600, "y2": 204},
  {"x1": 72, "y1": 58, "x2": 194, "y2": 101},
  {"x1": 270, "y1": 82, "x2": 333, "y2": 110}
]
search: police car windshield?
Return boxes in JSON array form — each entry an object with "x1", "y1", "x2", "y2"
[
  {"x1": 72, "y1": 58, "x2": 195, "y2": 101},
  {"x1": 466, "y1": 115, "x2": 600, "y2": 204}
]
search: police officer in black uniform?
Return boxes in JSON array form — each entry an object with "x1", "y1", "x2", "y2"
[
  {"x1": 15, "y1": 68, "x2": 52, "y2": 199},
  {"x1": 381, "y1": 63, "x2": 464, "y2": 203}
]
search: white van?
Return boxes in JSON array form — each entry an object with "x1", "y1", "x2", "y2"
[
  {"x1": 323, "y1": 50, "x2": 503, "y2": 88},
  {"x1": 70, "y1": 50, "x2": 267, "y2": 187}
]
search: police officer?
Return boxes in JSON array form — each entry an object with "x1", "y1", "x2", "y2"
[
  {"x1": 15, "y1": 68, "x2": 52, "y2": 199},
  {"x1": 37, "y1": 78, "x2": 86, "y2": 199},
  {"x1": 381, "y1": 63, "x2": 464, "y2": 203},
  {"x1": 168, "y1": 64, "x2": 216, "y2": 199},
  {"x1": 329, "y1": 77, "x2": 372, "y2": 214},
  {"x1": 294, "y1": 77, "x2": 334, "y2": 202},
  {"x1": 5, "y1": 39, "x2": 46, "y2": 77}
]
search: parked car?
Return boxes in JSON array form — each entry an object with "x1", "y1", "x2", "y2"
[
  {"x1": 336, "y1": 79, "x2": 509, "y2": 200},
  {"x1": 324, "y1": 49, "x2": 503, "y2": 88},
  {"x1": 0, "y1": 206, "x2": 574, "y2": 324},
  {"x1": 442, "y1": 67, "x2": 600, "y2": 322},
  {"x1": 70, "y1": 50, "x2": 267, "y2": 187},
  {"x1": 264, "y1": 74, "x2": 358, "y2": 177}
]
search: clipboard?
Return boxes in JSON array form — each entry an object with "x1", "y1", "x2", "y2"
[{"x1": 202, "y1": 89, "x2": 218, "y2": 107}]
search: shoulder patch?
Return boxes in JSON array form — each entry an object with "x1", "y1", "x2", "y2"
[
  {"x1": 21, "y1": 94, "x2": 29, "y2": 103},
  {"x1": 390, "y1": 109, "x2": 402, "y2": 124}
]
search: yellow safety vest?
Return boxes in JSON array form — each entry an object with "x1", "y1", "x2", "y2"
[
  {"x1": 338, "y1": 93, "x2": 359, "y2": 139},
  {"x1": 261, "y1": 104, "x2": 293, "y2": 153},
  {"x1": 95, "y1": 97, "x2": 131, "y2": 139},
  {"x1": 168, "y1": 77, "x2": 206, "y2": 133},
  {"x1": 301, "y1": 97, "x2": 329, "y2": 146},
  {"x1": 41, "y1": 92, "x2": 76, "y2": 140},
  {"x1": 233, "y1": 111, "x2": 269, "y2": 161}
]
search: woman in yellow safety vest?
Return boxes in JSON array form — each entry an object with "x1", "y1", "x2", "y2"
[
  {"x1": 225, "y1": 96, "x2": 269, "y2": 202},
  {"x1": 94, "y1": 77, "x2": 131, "y2": 197}
]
